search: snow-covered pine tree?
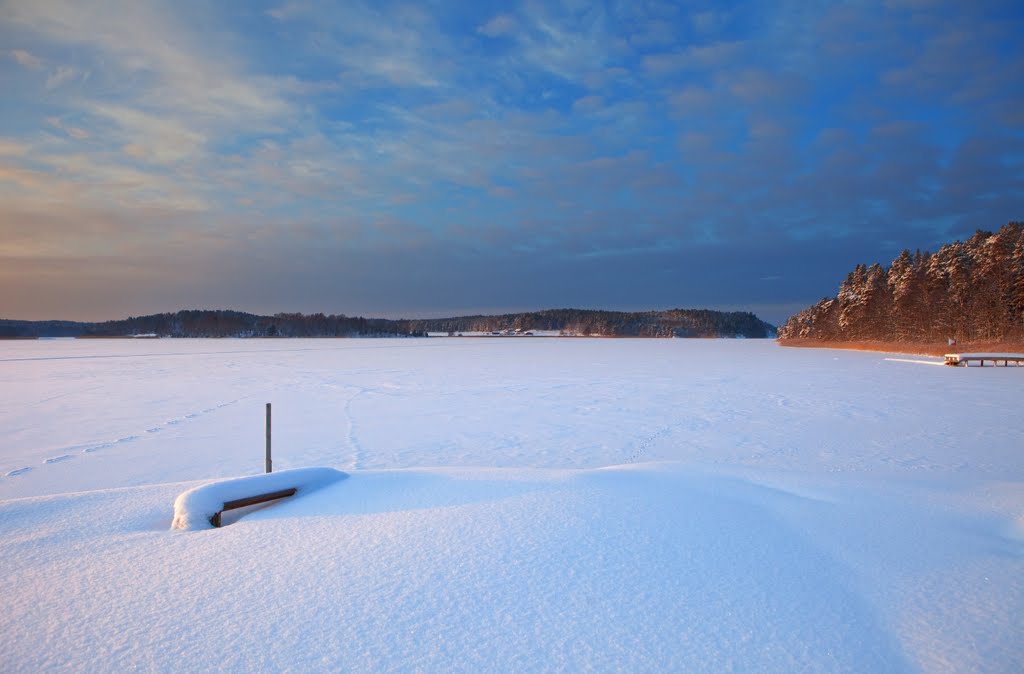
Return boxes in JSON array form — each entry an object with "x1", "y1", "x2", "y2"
[{"x1": 887, "y1": 249, "x2": 918, "y2": 342}]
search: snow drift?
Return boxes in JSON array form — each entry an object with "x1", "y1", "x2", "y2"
[{"x1": 171, "y1": 466, "x2": 347, "y2": 530}]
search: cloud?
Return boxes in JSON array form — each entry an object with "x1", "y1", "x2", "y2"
[
  {"x1": 572, "y1": 95, "x2": 603, "y2": 112},
  {"x1": 723, "y1": 68, "x2": 805, "y2": 105},
  {"x1": 488, "y1": 3, "x2": 614, "y2": 83},
  {"x1": 0, "y1": 138, "x2": 30, "y2": 156},
  {"x1": 45, "y1": 116, "x2": 89, "y2": 140},
  {"x1": 45, "y1": 65, "x2": 80, "y2": 89},
  {"x1": 1, "y1": 145, "x2": 210, "y2": 212},
  {"x1": 265, "y1": 2, "x2": 450, "y2": 89},
  {"x1": 628, "y1": 19, "x2": 677, "y2": 47},
  {"x1": 10, "y1": 48, "x2": 42, "y2": 68},
  {"x1": 691, "y1": 11, "x2": 722, "y2": 34},
  {"x1": 478, "y1": 14, "x2": 517, "y2": 38},
  {"x1": 643, "y1": 41, "x2": 744, "y2": 75},
  {"x1": 265, "y1": 1, "x2": 310, "y2": 21},
  {"x1": 0, "y1": 164, "x2": 49, "y2": 191},
  {"x1": 89, "y1": 103, "x2": 207, "y2": 163},
  {"x1": 3, "y1": 0, "x2": 293, "y2": 123},
  {"x1": 668, "y1": 86, "x2": 716, "y2": 116}
]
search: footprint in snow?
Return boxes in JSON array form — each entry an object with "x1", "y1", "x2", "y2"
[
  {"x1": 44, "y1": 454, "x2": 74, "y2": 464},
  {"x1": 115, "y1": 435, "x2": 139, "y2": 443},
  {"x1": 5, "y1": 467, "x2": 32, "y2": 477},
  {"x1": 82, "y1": 442, "x2": 112, "y2": 453},
  {"x1": 146, "y1": 427, "x2": 163, "y2": 433}
]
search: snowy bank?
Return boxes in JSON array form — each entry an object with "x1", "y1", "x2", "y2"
[
  {"x1": 2, "y1": 465, "x2": 1022, "y2": 673},
  {"x1": 171, "y1": 467, "x2": 347, "y2": 530}
]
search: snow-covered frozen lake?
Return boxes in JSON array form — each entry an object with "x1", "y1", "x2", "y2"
[{"x1": 1, "y1": 338, "x2": 1021, "y2": 672}]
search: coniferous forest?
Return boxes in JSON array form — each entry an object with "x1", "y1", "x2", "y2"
[
  {"x1": 0, "y1": 308, "x2": 774, "y2": 339},
  {"x1": 411, "y1": 308, "x2": 772, "y2": 338},
  {"x1": 778, "y1": 223, "x2": 1024, "y2": 345}
]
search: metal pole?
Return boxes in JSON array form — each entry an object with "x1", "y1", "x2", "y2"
[{"x1": 265, "y1": 402, "x2": 272, "y2": 473}]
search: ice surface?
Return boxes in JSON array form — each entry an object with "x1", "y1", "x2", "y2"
[{"x1": 1, "y1": 338, "x2": 1022, "y2": 672}]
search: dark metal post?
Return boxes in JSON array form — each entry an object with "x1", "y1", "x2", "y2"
[{"x1": 265, "y1": 402, "x2": 272, "y2": 473}]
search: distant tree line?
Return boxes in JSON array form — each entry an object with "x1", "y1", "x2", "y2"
[
  {"x1": 412, "y1": 308, "x2": 774, "y2": 338},
  {"x1": 778, "y1": 222, "x2": 1024, "y2": 343},
  {"x1": 0, "y1": 310, "x2": 426, "y2": 339},
  {"x1": 1, "y1": 308, "x2": 775, "y2": 339}
]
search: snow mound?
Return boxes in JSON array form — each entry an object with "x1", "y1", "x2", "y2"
[{"x1": 171, "y1": 467, "x2": 348, "y2": 530}]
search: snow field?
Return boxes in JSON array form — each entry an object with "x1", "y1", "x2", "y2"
[
  {"x1": 3, "y1": 338, "x2": 1022, "y2": 498},
  {"x1": 0, "y1": 338, "x2": 1022, "y2": 672}
]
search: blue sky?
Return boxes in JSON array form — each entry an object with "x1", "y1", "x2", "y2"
[{"x1": 1, "y1": 0, "x2": 1021, "y2": 325}]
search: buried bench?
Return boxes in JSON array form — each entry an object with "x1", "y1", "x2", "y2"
[
  {"x1": 172, "y1": 467, "x2": 348, "y2": 530},
  {"x1": 208, "y1": 488, "x2": 297, "y2": 528}
]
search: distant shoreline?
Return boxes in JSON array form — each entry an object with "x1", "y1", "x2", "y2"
[
  {"x1": 0, "y1": 308, "x2": 775, "y2": 340},
  {"x1": 0, "y1": 334, "x2": 766, "y2": 341},
  {"x1": 777, "y1": 338, "x2": 1024, "y2": 357}
]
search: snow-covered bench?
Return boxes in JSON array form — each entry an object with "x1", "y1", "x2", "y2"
[{"x1": 172, "y1": 467, "x2": 348, "y2": 530}]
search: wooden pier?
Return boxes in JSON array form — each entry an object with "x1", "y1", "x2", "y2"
[{"x1": 944, "y1": 353, "x2": 1024, "y2": 367}]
